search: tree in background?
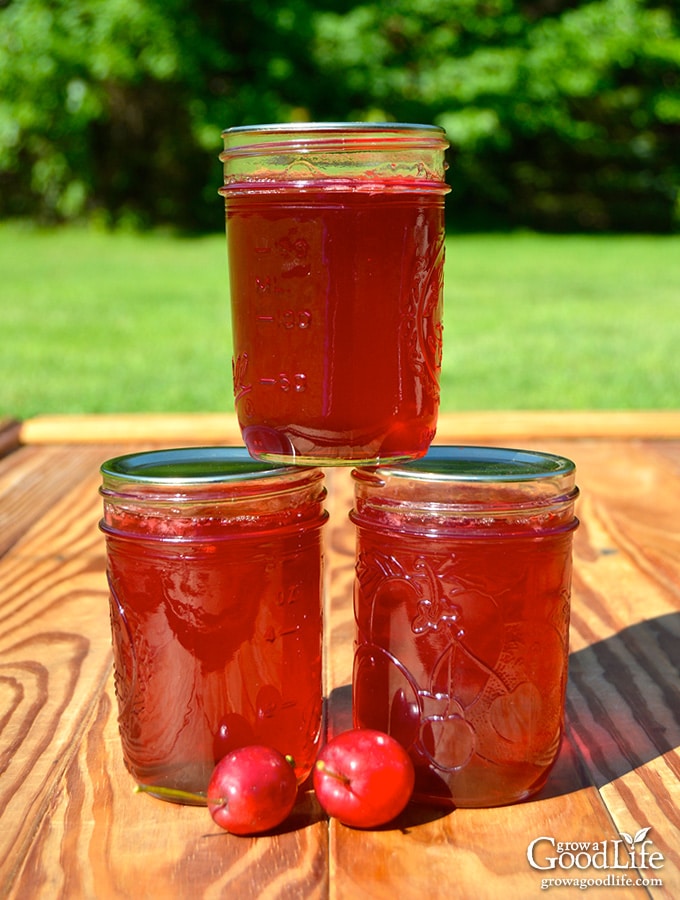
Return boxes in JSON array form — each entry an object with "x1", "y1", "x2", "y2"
[
  {"x1": 312, "y1": 0, "x2": 680, "y2": 231},
  {"x1": 1, "y1": 0, "x2": 678, "y2": 231},
  {"x1": 0, "y1": 0, "x2": 336, "y2": 228}
]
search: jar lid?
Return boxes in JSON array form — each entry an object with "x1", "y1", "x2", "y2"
[
  {"x1": 101, "y1": 446, "x2": 296, "y2": 486},
  {"x1": 370, "y1": 445, "x2": 575, "y2": 483},
  {"x1": 100, "y1": 447, "x2": 327, "y2": 537},
  {"x1": 352, "y1": 445, "x2": 578, "y2": 524}
]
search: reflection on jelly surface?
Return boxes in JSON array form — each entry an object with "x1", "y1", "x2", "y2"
[
  {"x1": 352, "y1": 519, "x2": 574, "y2": 808},
  {"x1": 227, "y1": 189, "x2": 445, "y2": 464},
  {"x1": 105, "y1": 511, "x2": 323, "y2": 797}
]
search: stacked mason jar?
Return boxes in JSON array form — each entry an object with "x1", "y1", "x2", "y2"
[{"x1": 100, "y1": 124, "x2": 579, "y2": 810}]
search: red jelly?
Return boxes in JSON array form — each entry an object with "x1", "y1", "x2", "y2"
[
  {"x1": 351, "y1": 446, "x2": 579, "y2": 808},
  {"x1": 220, "y1": 123, "x2": 450, "y2": 465},
  {"x1": 100, "y1": 448, "x2": 327, "y2": 802}
]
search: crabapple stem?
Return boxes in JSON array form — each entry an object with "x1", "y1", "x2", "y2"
[
  {"x1": 134, "y1": 783, "x2": 207, "y2": 804},
  {"x1": 134, "y1": 782, "x2": 231, "y2": 809},
  {"x1": 315, "y1": 759, "x2": 351, "y2": 787}
]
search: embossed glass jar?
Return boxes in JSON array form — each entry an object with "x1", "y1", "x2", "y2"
[
  {"x1": 351, "y1": 446, "x2": 579, "y2": 808},
  {"x1": 100, "y1": 447, "x2": 327, "y2": 802},
  {"x1": 220, "y1": 122, "x2": 450, "y2": 466}
]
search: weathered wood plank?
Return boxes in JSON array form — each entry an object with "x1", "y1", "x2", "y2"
[
  {"x1": 0, "y1": 441, "x2": 220, "y2": 560},
  {"x1": 7, "y1": 677, "x2": 328, "y2": 900},
  {"x1": 435, "y1": 411, "x2": 680, "y2": 442},
  {"x1": 0, "y1": 445, "x2": 112, "y2": 558},
  {"x1": 19, "y1": 413, "x2": 244, "y2": 446},
  {"x1": 0, "y1": 466, "x2": 113, "y2": 894},
  {"x1": 18, "y1": 410, "x2": 680, "y2": 448},
  {"x1": 2, "y1": 423, "x2": 678, "y2": 898},
  {"x1": 0, "y1": 418, "x2": 21, "y2": 459},
  {"x1": 328, "y1": 786, "x2": 639, "y2": 900}
]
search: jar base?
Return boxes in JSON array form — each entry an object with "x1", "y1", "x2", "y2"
[
  {"x1": 241, "y1": 423, "x2": 432, "y2": 467},
  {"x1": 252, "y1": 450, "x2": 427, "y2": 467},
  {"x1": 411, "y1": 782, "x2": 547, "y2": 810}
]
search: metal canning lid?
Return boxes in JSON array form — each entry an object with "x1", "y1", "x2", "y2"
[
  {"x1": 100, "y1": 447, "x2": 327, "y2": 539},
  {"x1": 369, "y1": 445, "x2": 576, "y2": 483},
  {"x1": 352, "y1": 446, "x2": 579, "y2": 523},
  {"x1": 100, "y1": 446, "x2": 298, "y2": 486}
]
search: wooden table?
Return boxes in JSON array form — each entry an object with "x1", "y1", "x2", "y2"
[{"x1": 1, "y1": 412, "x2": 679, "y2": 899}]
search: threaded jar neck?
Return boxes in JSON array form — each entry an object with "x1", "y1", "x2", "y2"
[
  {"x1": 351, "y1": 445, "x2": 579, "y2": 538},
  {"x1": 100, "y1": 447, "x2": 327, "y2": 541},
  {"x1": 219, "y1": 122, "x2": 451, "y2": 195}
]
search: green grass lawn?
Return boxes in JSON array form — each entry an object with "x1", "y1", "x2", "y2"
[
  {"x1": 1, "y1": 223, "x2": 678, "y2": 418},
  {"x1": 442, "y1": 231, "x2": 680, "y2": 409}
]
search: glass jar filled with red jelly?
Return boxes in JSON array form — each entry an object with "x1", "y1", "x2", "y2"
[
  {"x1": 219, "y1": 122, "x2": 451, "y2": 466},
  {"x1": 100, "y1": 447, "x2": 327, "y2": 802},
  {"x1": 351, "y1": 445, "x2": 579, "y2": 808}
]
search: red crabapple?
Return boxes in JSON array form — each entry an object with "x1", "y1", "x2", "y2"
[
  {"x1": 313, "y1": 729, "x2": 415, "y2": 828},
  {"x1": 207, "y1": 745, "x2": 297, "y2": 835}
]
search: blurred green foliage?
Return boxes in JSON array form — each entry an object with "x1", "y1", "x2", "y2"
[{"x1": 1, "y1": 0, "x2": 678, "y2": 231}]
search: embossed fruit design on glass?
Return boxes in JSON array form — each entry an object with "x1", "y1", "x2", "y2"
[
  {"x1": 351, "y1": 446, "x2": 579, "y2": 808},
  {"x1": 220, "y1": 123, "x2": 450, "y2": 465},
  {"x1": 100, "y1": 448, "x2": 327, "y2": 802}
]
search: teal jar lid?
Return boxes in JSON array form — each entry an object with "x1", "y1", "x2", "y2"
[
  {"x1": 100, "y1": 447, "x2": 327, "y2": 537},
  {"x1": 101, "y1": 446, "x2": 292, "y2": 486},
  {"x1": 371, "y1": 445, "x2": 575, "y2": 483}
]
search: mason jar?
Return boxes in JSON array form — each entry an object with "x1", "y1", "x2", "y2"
[
  {"x1": 100, "y1": 447, "x2": 327, "y2": 802},
  {"x1": 351, "y1": 445, "x2": 579, "y2": 808},
  {"x1": 219, "y1": 122, "x2": 450, "y2": 466}
]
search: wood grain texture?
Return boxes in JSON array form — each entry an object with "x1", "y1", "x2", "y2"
[
  {"x1": 559, "y1": 439, "x2": 680, "y2": 896},
  {"x1": 8, "y1": 679, "x2": 328, "y2": 900},
  {"x1": 435, "y1": 411, "x2": 680, "y2": 442},
  {"x1": 0, "y1": 419, "x2": 21, "y2": 460},
  {"x1": 0, "y1": 464, "x2": 112, "y2": 895},
  {"x1": 18, "y1": 410, "x2": 680, "y2": 447},
  {"x1": 0, "y1": 445, "x2": 110, "y2": 557},
  {"x1": 19, "y1": 414, "x2": 245, "y2": 446},
  {"x1": 1, "y1": 417, "x2": 678, "y2": 899}
]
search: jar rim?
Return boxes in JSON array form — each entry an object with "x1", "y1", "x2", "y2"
[
  {"x1": 100, "y1": 446, "x2": 299, "y2": 486},
  {"x1": 220, "y1": 122, "x2": 449, "y2": 160},
  {"x1": 222, "y1": 121, "x2": 446, "y2": 138},
  {"x1": 355, "y1": 445, "x2": 576, "y2": 484}
]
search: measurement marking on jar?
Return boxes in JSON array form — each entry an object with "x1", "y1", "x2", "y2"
[
  {"x1": 255, "y1": 310, "x2": 312, "y2": 328},
  {"x1": 259, "y1": 374, "x2": 307, "y2": 392},
  {"x1": 283, "y1": 309, "x2": 312, "y2": 328}
]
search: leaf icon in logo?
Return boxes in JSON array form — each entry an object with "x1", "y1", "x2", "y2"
[
  {"x1": 634, "y1": 826, "x2": 652, "y2": 843},
  {"x1": 619, "y1": 827, "x2": 652, "y2": 847}
]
